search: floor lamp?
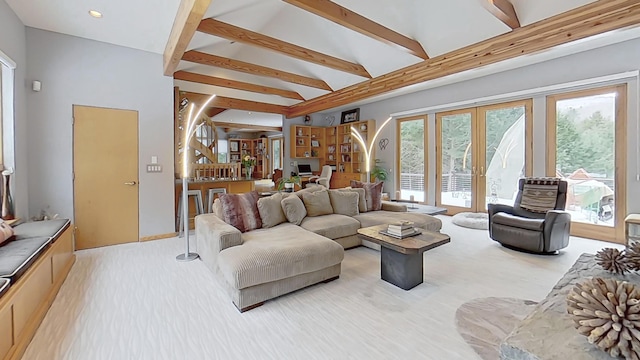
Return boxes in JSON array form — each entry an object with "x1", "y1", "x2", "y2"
[
  {"x1": 350, "y1": 116, "x2": 393, "y2": 181},
  {"x1": 177, "y1": 94, "x2": 216, "y2": 262}
]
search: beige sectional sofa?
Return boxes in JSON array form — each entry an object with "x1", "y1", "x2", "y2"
[{"x1": 196, "y1": 186, "x2": 442, "y2": 312}]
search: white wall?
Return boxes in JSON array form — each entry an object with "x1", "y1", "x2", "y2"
[
  {"x1": 25, "y1": 28, "x2": 175, "y2": 237},
  {"x1": 0, "y1": 0, "x2": 28, "y2": 220},
  {"x1": 317, "y1": 37, "x2": 640, "y2": 213}
]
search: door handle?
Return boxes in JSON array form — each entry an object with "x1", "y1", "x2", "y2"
[
  {"x1": 480, "y1": 166, "x2": 485, "y2": 177},
  {"x1": 124, "y1": 181, "x2": 137, "y2": 186},
  {"x1": 472, "y1": 166, "x2": 476, "y2": 175}
]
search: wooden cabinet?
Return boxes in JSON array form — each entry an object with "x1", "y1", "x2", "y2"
[
  {"x1": 0, "y1": 226, "x2": 75, "y2": 360},
  {"x1": 330, "y1": 172, "x2": 367, "y2": 189},
  {"x1": 290, "y1": 125, "x2": 325, "y2": 159}
]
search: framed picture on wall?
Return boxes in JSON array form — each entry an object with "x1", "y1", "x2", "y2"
[
  {"x1": 230, "y1": 141, "x2": 238, "y2": 152},
  {"x1": 340, "y1": 108, "x2": 360, "y2": 124}
]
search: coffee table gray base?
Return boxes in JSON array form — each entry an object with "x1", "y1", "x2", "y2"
[{"x1": 381, "y1": 247, "x2": 423, "y2": 290}]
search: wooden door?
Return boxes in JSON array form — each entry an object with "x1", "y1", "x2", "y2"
[{"x1": 73, "y1": 105, "x2": 139, "y2": 250}]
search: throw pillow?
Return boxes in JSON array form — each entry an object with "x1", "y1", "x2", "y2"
[
  {"x1": 302, "y1": 189, "x2": 334, "y2": 217},
  {"x1": 328, "y1": 190, "x2": 359, "y2": 217},
  {"x1": 281, "y1": 195, "x2": 307, "y2": 225},
  {"x1": 294, "y1": 185, "x2": 324, "y2": 199},
  {"x1": 257, "y1": 192, "x2": 287, "y2": 228},
  {"x1": 218, "y1": 191, "x2": 262, "y2": 233},
  {"x1": 212, "y1": 198, "x2": 223, "y2": 219},
  {"x1": 0, "y1": 220, "x2": 14, "y2": 245},
  {"x1": 350, "y1": 181, "x2": 384, "y2": 211},
  {"x1": 338, "y1": 188, "x2": 367, "y2": 213}
]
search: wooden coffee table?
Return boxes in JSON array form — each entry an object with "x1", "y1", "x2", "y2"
[{"x1": 357, "y1": 224, "x2": 450, "y2": 290}]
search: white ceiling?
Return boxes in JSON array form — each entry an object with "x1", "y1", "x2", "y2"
[
  {"x1": 8, "y1": 0, "x2": 638, "y2": 128},
  {"x1": 5, "y1": 0, "x2": 181, "y2": 54}
]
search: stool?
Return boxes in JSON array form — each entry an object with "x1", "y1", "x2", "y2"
[
  {"x1": 207, "y1": 188, "x2": 227, "y2": 213},
  {"x1": 177, "y1": 189, "x2": 204, "y2": 237}
]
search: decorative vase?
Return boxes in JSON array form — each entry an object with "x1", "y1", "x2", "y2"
[
  {"x1": 246, "y1": 167, "x2": 252, "y2": 180},
  {"x1": 1, "y1": 172, "x2": 14, "y2": 220}
]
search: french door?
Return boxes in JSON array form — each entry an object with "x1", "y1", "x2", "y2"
[
  {"x1": 546, "y1": 85, "x2": 626, "y2": 243},
  {"x1": 436, "y1": 100, "x2": 532, "y2": 214}
]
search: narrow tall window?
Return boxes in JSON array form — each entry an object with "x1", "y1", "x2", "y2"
[{"x1": 397, "y1": 116, "x2": 426, "y2": 202}]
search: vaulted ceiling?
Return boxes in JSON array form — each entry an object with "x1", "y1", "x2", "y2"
[
  {"x1": 167, "y1": 0, "x2": 640, "y2": 119},
  {"x1": 7, "y1": 0, "x2": 640, "y2": 124}
]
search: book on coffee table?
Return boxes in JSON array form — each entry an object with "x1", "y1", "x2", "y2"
[
  {"x1": 388, "y1": 221, "x2": 413, "y2": 232},
  {"x1": 380, "y1": 227, "x2": 422, "y2": 239}
]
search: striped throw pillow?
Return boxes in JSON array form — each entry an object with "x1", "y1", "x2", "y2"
[
  {"x1": 520, "y1": 177, "x2": 560, "y2": 213},
  {"x1": 218, "y1": 191, "x2": 262, "y2": 233}
]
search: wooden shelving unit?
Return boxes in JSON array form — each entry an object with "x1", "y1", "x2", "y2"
[
  {"x1": 290, "y1": 125, "x2": 325, "y2": 159},
  {"x1": 290, "y1": 120, "x2": 375, "y2": 188},
  {"x1": 228, "y1": 138, "x2": 268, "y2": 179}
]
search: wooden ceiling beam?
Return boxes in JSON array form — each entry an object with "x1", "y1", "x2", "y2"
[
  {"x1": 174, "y1": 70, "x2": 304, "y2": 100},
  {"x1": 197, "y1": 18, "x2": 371, "y2": 78},
  {"x1": 183, "y1": 91, "x2": 289, "y2": 115},
  {"x1": 215, "y1": 121, "x2": 282, "y2": 132},
  {"x1": 163, "y1": 0, "x2": 211, "y2": 76},
  {"x1": 286, "y1": 0, "x2": 640, "y2": 117},
  {"x1": 283, "y1": 0, "x2": 428, "y2": 59},
  {"x1": 482, "y1": 0, "x2": 520, "y2": 29},
  {"x1": 205, "y1": 107, "x2": 227, "y2": 118},
  {"x1": 182, "y1": 50, "x2": 332, "y2": 91}
]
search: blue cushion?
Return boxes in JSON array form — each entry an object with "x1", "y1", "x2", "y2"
[
  {"x1": 0, "y1": 237, "x2": 50, "y2": 282},
  {"x1": 14, "y1": 219, "x2": 70, "y2": 242}
]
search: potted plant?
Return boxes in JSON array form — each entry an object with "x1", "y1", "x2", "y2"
[
  {"x1": 371, "y1": 159, "x2": 388, "y2": 182},
  {"x1": 277, "y1": 176, "x2": 301, "y2": 192}
]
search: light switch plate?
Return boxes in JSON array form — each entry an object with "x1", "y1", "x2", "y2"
[{"x1": 146, "y1": 164, "x2": 162, "y2": 173}]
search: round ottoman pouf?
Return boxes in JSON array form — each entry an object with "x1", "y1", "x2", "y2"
[{"x1": 452, "y1": 212, "x2": 489, "y2": 230}]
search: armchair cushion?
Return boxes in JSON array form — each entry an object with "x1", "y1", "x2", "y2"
[{"x1": 492, "y1": 212, "x2": 544, "y2": 232}]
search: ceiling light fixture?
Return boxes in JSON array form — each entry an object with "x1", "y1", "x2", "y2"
[{"x1": 88, "y1": 10, "x2": 103, "y2": 18}]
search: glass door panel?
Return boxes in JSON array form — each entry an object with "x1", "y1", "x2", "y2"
[
  {"x1": 547, "y1": 85, "x2": 625, "y2": 243},
  {"x1": 437, "y1": 110, "x2": 475, "y2": 213},
  {"x1": 397, "y1": 117, "x2": 425, "y2": 202},
  {"x1": 481, "y1": 102, "x2": 529, "y2": 210}
]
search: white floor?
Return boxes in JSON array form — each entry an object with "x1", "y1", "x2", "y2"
[{"x1": 21, "y1": 216, "x2": 622, "y2": 360}]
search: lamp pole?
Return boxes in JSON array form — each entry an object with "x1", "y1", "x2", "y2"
[{"x1": 176, "y1": 94, "x2": 216, "y2": 262}]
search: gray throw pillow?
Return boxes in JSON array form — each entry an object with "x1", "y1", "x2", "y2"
[
  {"x1": 302, "y1": 189, "x2": 334, "y2": 217},
  {"x1": 281, "y1": 195, "x2": 307, "y2": 225},
  {"x1": 338, "y1": 188, "x2": 367, "y2": 213},
  {"x1": 257, "y1": 193, "x2": 287, "y2": 228},
  {"x1": 328, "y1": 190, "x2": 359, "y2": 217}
]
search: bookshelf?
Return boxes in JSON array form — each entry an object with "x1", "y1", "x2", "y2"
[
  {"x1": 289, "y1": 121, "x2": 375, "y2": 187},
  {"x1": 228, "y1": 138, "x2": 268, "y2": 179},
  {"x1": 290, "y1": 125, "x2": 325, "y2": 159}
]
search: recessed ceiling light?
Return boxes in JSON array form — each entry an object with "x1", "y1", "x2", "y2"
[{"x1": 88, "y1": 10, "x2": 103, "y2": 18}]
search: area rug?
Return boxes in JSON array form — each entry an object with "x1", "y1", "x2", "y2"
[
  {"x1": 455, "y1": 297, "x2": 538, "y2": 360},
  {"x1": 452, "y1": 212, "x2": 489, "y2": 230}
]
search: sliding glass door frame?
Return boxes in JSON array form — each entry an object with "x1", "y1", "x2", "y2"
[
  {"x1": 546, "y1": 84, "x2": 627, "y2": 243},
  {"x1": 436, "y1": 99, "x2": 533, "y2": 214}
]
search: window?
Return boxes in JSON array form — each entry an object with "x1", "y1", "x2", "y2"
[
  {"x1": 0, "y1": 50, "x2": 17, "y2": 169},
  {"x1": 396, "y1": 116, "x2": 426, "y2": 202},
  {"x1": 546, "y1": 85, "x2": 627, "y2": 243},
  {"x1": 271, "y1": 137, "x2": 282, "y2": 170}
]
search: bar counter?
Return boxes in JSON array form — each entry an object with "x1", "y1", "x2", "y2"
[{"x1": 175, "y1": 178, "x2": 255, "y2": 231}]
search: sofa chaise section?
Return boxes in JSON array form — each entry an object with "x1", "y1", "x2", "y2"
[{"x1": 197, "y1": 214, "x2": 344, "y2": 312}]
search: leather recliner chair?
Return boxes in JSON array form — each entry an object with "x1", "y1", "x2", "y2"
[{"x1": 488, "y1": 178, "x2": 571, "y2": 254}]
